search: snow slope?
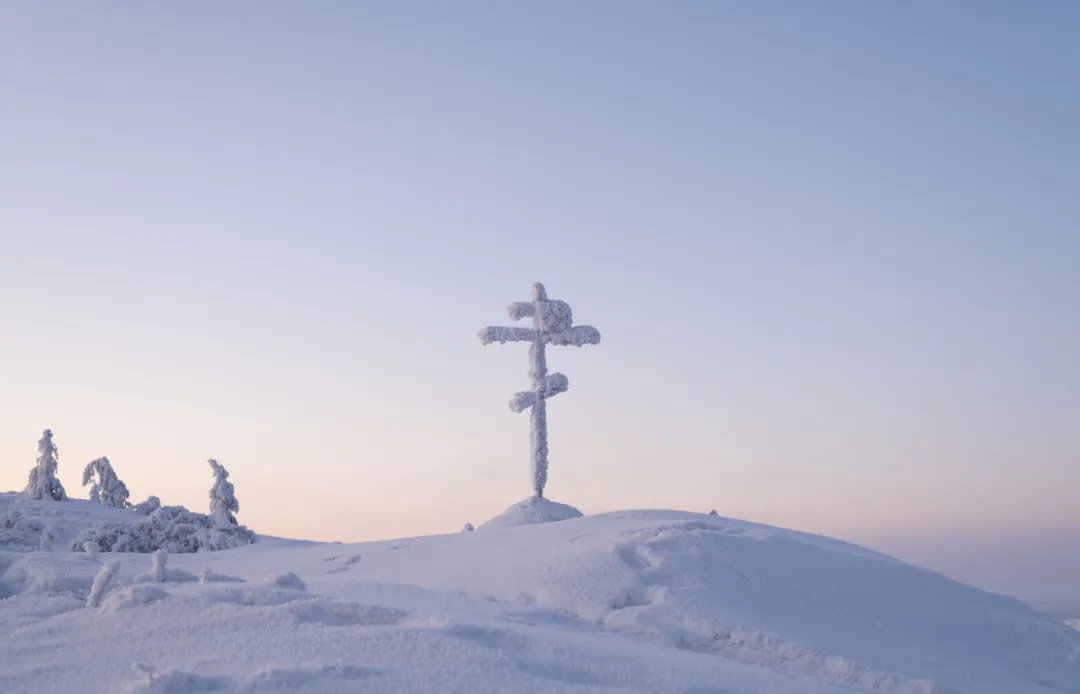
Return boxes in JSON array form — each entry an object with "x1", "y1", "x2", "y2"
[
  {"x1": 2, "y1": 497, "x2": 1079, "y2": 694},
  {"x1": 1, "y1": 492, "x2": 141, "y2": 552}
]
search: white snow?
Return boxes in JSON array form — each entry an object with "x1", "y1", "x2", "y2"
[
  {"x1": 481, "y1": 495, "x2": 585, "y2": 529},
  {"x1": 1, "y1": 496, "x2": 1078, "y2": 694}
]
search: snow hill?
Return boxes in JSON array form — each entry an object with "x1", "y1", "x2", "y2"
[{"x1": 2, "y1": 496, "x2": 1079, "y2": 694}]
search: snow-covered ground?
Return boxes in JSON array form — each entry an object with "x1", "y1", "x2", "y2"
[{"x1": 2, "y1": 495, "x2": 1079, "y2": 694}]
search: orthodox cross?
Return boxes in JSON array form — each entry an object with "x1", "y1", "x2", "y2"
[{"x1": 479, "y1": 282, "x2": 601, "y2": 498}]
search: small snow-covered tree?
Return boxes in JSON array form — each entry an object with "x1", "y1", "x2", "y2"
[
  {"x1": 25, "y1": 429, "x2": 67, "y2": 501},
  {"x1": 208, "y1": 459, "x2": 239, "y2": 526},
  {"x1": 82, "y1": 457, "x2": 131, "y2": 508}
]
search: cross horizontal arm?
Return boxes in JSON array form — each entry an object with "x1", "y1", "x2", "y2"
[
  {"x1": 545, "y1": 325, "x2": 601, "y2": 347},
  {"x1": 545, "y1": 372, "x2": 569, "y2": 397},
  {"x1": 479, "y1": 326, "x2": 537, "y2": 345},
  {"x1": 508, "y1": 302, "x2": 535, "y2": 320},
  {"x1": 509, "y1": 391, "x2": 538, "y2": 413}
]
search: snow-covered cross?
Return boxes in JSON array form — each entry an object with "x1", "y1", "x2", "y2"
[{"x1": 479, "y1": 282, "x2": 601, "y2": 498}]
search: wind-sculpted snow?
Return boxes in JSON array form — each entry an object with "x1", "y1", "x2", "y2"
[{"x1": 1, "y1": 497, "x2": 1078, "y2": 694}]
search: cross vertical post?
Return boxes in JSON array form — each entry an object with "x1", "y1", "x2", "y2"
[{"x1": 479, "y1": 282, "x2": 601, "y2": 498}]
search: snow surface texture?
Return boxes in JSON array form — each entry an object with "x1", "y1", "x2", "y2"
[
  {"x1": 481, "y1": 496, "x2": 584, "y2": 529},
  {"x1": 2, "y1": 498, "x2": 1077, "y2": 694},
  {"x1": 479, "y1": 282, "x2": 601, "y2": 498},
  {"x1": 24, "y1": 429, "x2": 67, "y2": 501},
  {"x1": 82, "y1": 456, "x2": 131, "y2": 508}
]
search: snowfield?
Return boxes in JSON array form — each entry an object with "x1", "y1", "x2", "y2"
[{"x1": 2, "y1": 495, "x2": 1079, "y2": 694}]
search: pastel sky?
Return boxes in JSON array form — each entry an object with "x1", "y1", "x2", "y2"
[{"x1": 1, "y1": 3, "x2": 1077, "y2": 603}]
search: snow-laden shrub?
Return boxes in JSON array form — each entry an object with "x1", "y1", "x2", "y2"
[
  {"x1": 83, "y1": 540, "x2": 99, "y2": 559},
  {"x1": 462, "y1": 522, "x2": 475, "y2": 532},
  {"x1": 709, "y1": 510, "x2": 719, "y2": 516},
  {"x1": 87, "y1": 561, "x2": 121, "y2": 608},
  {"x1": 131, "y1": 496, "x2": 161, "y2": 516},
  {"x1": 208, "y1": 459, "x2": 239, "y2": 526},
  {"x1": 82, "y1": 457, "x2": 131, "y2": 508},
  {"x1": 152, "y1": 549, "x2": 168, "y2": 582},
  {"x1": 72, "y1": 504, "x2": 256, "y2": 554},
  {"x1": 1, "y1": 509, "x2": 44, "y2": 550},
  {"x1": 25, "y1": 429, "x2": 67, "y2": 501}
]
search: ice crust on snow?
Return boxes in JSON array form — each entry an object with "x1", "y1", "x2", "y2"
[{"x1": 1, "y1": 496, "x2": 1078, "y2": 694}]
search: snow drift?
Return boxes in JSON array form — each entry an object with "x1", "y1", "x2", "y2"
[{"x1": 1, "y1": 500, "x2": 1077, "y2": 694}]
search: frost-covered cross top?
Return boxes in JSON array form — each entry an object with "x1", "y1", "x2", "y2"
[{"x1": 479, "y1": 282, "x2": 600, "y2": 498}]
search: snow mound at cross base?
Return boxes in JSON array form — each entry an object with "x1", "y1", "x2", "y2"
[{"x1": 480, "y1": 496, "x2": 583, "y2": 528}]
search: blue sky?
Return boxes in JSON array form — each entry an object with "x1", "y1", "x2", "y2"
[{"x1": 1, "y1": 2, "x2": 1077, "y2": 602}]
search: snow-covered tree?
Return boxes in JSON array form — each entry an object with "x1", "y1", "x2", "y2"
[
  {"x1": 25, "y1": 429, "x2": 67, "y2": 501},
  {"x1": 479, "y1": 283, "x2": 601, "y2": 498},
  {"x1": 208, "y1": 459, "x2": 239, "y2": 526},
  {"x1": 82, "y1": 457, "x2": 131, "y2": 508}
]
